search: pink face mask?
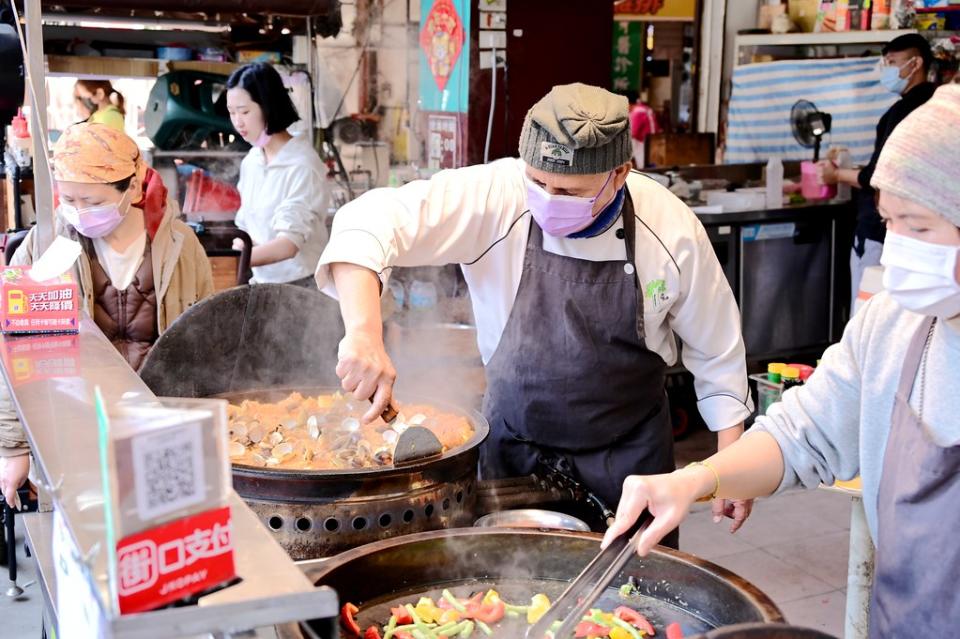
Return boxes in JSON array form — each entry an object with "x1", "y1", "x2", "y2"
[
  {"x1": 525, "y1": 171, "x2": 615, "y2": 237},
  {"x1": 252, "y1": 129, "x2": 270, "y2": 148},
  {"x1": 60, "y1": 189, "x2": 130, "y2": 239}
]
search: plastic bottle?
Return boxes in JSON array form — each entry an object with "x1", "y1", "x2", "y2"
[
  {"x1": 767, "y1": 362, "x2": 785, "y2": 384},
  {"x1": 781, "y1": 366, "x2": 802, "y2": 391},
  {"x1": 408, "y1": 280, "x2": 438, "y2": 310},
  {"x1": 9, "y1": 108, "x2": 32, "y2": 169},
  {"x1": 765, "y1": 156, "x2": 783, "y2": 210},
  {"x1": 835, "y1": 149, "x2": 852, "y2": 202},
  {"x1": 788, "y1": 363, "x2": 816, "y2": 383},
  {"x1": 387, "y1": 280, "x2": 406, "y2": 310}
]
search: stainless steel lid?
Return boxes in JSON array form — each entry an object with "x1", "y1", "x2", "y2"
[{"x1": 474, "y1": 508, "x2": 591, "y2": 532}]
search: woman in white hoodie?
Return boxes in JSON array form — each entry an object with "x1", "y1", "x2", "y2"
[
  {"x1": 604, "y1": 84, "x2": 960, "y2": 637},
  {"x1": 226, "y1": 63, "x2": 329, "y2": 286}
]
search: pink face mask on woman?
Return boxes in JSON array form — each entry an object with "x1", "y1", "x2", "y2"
[
  {"x1": 525, "y1": 171, "x2": 615, "y2": 237},
  {"x1": 60, "y1": 189, "x2": 131, "y2": 239},
  {"x1": 252, "y1": 129, "x2": 271, "y2": 148}
]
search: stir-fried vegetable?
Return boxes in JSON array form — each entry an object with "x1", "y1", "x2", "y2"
[{"x1": 340, "y1": 589, "x2": 685, "y2": 639}]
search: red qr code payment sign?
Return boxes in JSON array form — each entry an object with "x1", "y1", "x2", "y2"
[{"x1": 117, "y1": 506, "x2": 235, "y2": 614}]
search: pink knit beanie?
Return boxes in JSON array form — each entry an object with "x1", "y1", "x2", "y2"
[{"x1": 872, "y1": 83, "x2": 960, "y2": 226}]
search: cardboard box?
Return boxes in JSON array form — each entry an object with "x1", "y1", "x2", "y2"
[
  {"x1": 789, "y1": 0, "x2": 821, "y2": 31},
  {"x1": 759, "y1": 2, "x2": 788, "y2": 30},
  {"x1": 236, "y1": 50, "x2": 282, "y2": 63},
  {"x1": 0, "y1": 266, "x2": 80, "y2": 334}
]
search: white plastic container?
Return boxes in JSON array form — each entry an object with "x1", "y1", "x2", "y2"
[
  {"x1": 704, "y1": 189, "x2": 768, "y2": 212},
  {"x1": 765, "y1": 156, "x2": 784, "y2": 209},
  {"x1": 836, "y1": 149, "x2": 853, "y2": 202}
]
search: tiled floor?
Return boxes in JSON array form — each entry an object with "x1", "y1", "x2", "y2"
[
  {"x1": 0, "y1": 519, "x2": 42, "y2": 638},
  {"x1": 676, "y1": 430, "x2": 853, "y2": 638},
  {"x1": 1, "y1": 429, "x2": 856, "y2": 638}
]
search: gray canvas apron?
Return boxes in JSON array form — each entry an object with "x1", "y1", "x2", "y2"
[
  {"x1": 481, "y1": 188, "x2": 674, "y2": 525},
  {"x1": 870, "y1": 316, "x2": 960, "y2": 637}
]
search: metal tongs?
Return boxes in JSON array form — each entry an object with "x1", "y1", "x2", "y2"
[{"x1": 525, "y1": 510, "x2": 655, "y2": 639}]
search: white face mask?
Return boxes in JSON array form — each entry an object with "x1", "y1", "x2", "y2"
[{"x1": 881, "y1": 232, "x2": 960, "y2": 318}]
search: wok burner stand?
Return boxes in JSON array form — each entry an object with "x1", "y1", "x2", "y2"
[{"x1": 476, "y1": 474, "x2": 612, "y2": 532}]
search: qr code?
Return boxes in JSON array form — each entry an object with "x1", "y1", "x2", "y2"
[
  {"x1": 144, "y1": 442, "x2": 197, "y2": 511},
  {"x1": 132, "y1": 422, "x2": 206, "y2": 522}
]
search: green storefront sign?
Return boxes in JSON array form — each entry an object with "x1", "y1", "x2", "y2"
[{"x1": 611, "y1": 21, "x2": 642, "y2": 93}]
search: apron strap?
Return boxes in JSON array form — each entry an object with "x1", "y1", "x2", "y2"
[
  {"x1": 619, "y1": 186, "x2": 644, "y2": 341},
  {"x1": 896, "y1": 316, "x2": 936, "y2": 399},
  {"x1": 524, "y1": 184, "x2": 644, "y2": 342}
]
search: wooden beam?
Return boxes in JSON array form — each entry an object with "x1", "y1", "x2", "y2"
[{"x1": 46, "y1": 55, "x2": 160, "y2": 78}]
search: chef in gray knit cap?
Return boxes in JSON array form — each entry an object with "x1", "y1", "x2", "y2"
[
  {"x1": 316, "y1": 84, "x2": 753, "y2": 540},
  {"x1": 605, "y1": 84, "x2": 960, "y2": 635}
]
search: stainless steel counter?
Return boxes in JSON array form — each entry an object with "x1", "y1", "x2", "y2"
[{"x1": 2, "y1": 316, "x2": 338, "y2": 636}]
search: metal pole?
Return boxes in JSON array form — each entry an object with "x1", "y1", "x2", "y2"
[
  {"x1": 845, "y1": 496, "x2": 874, "y2": 639},
  {"x1": 24, "y1": 0, "x2": 55, "y2": 252},
  {"x1": 696, "y1": 0, "x2": 725, "y2": 135}
]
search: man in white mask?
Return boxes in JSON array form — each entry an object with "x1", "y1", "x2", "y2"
[
  {"x1": 604, "y1": 83, "x2": 960, "y2": 638},
  {"x1": 817, "y1": 33, "x2": 936, "y2": 310},
  {"x1": 315, "y1": 84, "x2": 754, "y2": 542}
]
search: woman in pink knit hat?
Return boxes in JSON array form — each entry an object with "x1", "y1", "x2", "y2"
[{"x1": 605, "y1": 83, "x2": 960, "y2": 637}]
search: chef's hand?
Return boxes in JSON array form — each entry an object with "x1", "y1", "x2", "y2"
[
  {"x1": 232, "y1": 237, "x2": 245, "y2": 252},
  {"x1": 0, "y1": 453, "x2": 29, "y2": 509},
  {"x1": 714, "y1": 423, "x2": 751, "y2": 532},
  {"x1": 816, "y1": 160, "x2": 838, "y2": 185},
  {"x1": 712, "y1": 497, "x2": 753, "y2": 533},
  {"x1": 602, "y1": 467, "x2": 712, "y2": 557},
  {"x1": 336, "y1": 330, "x2": 396, "y2": 424}
]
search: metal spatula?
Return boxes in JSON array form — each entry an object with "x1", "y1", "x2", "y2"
[
  {"x1": 378, "y1": 400, "x2": 444, "y2": 466},
  {"x1": 524, "y1": 510, "x2": 655, "y2": 639}
]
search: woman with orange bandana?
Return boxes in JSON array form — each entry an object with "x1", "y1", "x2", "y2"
[{"x1": 0, "y1": 122, "x2": 214, "y2": 507}]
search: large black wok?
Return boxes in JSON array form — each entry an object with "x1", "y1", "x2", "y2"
[
  {"x1": 303, "y1": 529, "x2": 785, "y2": 636},
  {"x1": 212, "y1": 386, "x2": 489, "y2": 559}
]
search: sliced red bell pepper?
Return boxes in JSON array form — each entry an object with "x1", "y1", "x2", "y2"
[
  {"x1": 615, "y1": 606, "x2": 656, "y2": 636},
  {"x1": 575, "y1": 621, "x2": 612, "y2": 637},
  {"x1": 391, "y1": 606, "x2": 414, "y2": 625},
  {"x1": 363, "y1": 626, "x2": 382, "y2": 639},
  {"x1": 665, "y1": 622, "x2": 684, "y2": 639},
  {"x1": 466, "y1": 592, "x2": 485, "y2": 608},
  {"x1": 437, "y1": 597, "x2": 454, "y2": 610},
  {"x1": 340, "y1": 603, "x2": 361, "y2": 637},
  {"x1": 393, "y1": 632, "x2": 414, "y2": 639},
  {"x1": 466, "y1": 599, "x2": 505, "y2": 624}
]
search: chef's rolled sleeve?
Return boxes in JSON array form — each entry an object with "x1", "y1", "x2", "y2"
[
  {"x1": 316, "y1": 160, "x2": 525, "y2": 294},
  {"x1": 315, "y1": 229, "x2": 393, "y2": 297},
  {"x1": 668, "y1": 221, "x2": 753, "y2": 431}
]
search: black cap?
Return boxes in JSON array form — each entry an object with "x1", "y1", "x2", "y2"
[{"x1": 882, "y1": 33, "x2": 934, "y2": 70}]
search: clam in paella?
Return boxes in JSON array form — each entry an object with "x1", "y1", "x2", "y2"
[{"x1": 226, "y1": 392, "x2": 474, "y2": 470}]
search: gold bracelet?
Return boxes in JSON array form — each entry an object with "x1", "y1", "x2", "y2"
[{"x1": 685, "y1": 461, "x2": 720, "y2": 503}]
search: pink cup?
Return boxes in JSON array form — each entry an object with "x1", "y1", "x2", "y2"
[{"x1": 801, "y1": 161, "x2": 837, "y2": 201}]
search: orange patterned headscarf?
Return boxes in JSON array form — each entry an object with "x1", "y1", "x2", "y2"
[{"x1": 52, "y1": 122, "x2": 147, "y2": 185}]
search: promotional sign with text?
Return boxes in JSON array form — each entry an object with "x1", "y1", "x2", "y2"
[{"x1": 116, "y1": 506, "x2": 235, "y2": 614}]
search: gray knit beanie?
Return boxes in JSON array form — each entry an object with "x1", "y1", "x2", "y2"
[
  {"x1": 519, "y1": 83, "x2": 632, "y2": 175},
  {"x1": 872, "y1": 83, "x2": 960, "y2": 226}
]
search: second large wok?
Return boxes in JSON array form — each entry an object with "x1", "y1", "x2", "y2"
[{"x1": 302, "y1": 528, "x2": 785, "y2": 636}]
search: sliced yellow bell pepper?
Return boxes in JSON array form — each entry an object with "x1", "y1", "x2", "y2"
[
  {"x1": 414, "y1": 597, "x2": 441, "y2": 624},
  {"x1": 438, "y1": 608, "x2": 462, "y2": 625},
  {"x1": 527, "y1": 593, "x2": 551, "y2": 624},
  {"x1": 482, "y1": 590, "x2": 501, "y2": 606},
  {"x1": 610, "y1": 627, "x2": 634, "y2": 639}
]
